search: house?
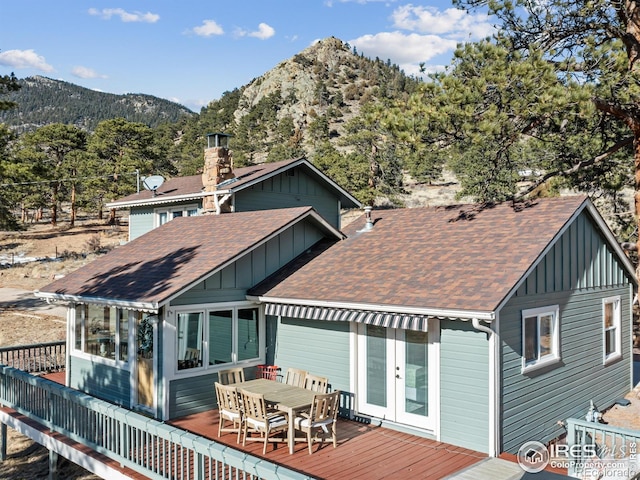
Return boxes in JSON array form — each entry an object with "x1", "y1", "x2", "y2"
[
  {"x1": 35, "y1": 195, "x2": 636, "y2": 458},
  {"x1": 106, "y1": 134, "x2": 360, "y2": 240}
]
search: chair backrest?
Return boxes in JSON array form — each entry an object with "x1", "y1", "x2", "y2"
[
  {"x1": 218, "y1": 367, "x2": 245, "y2": 385},
  {"x1": 284, "y1": 367, "x2": 307, "y2": 387},
  {"x1": 215, "y1": 382, "x2": 241, "y2": 414},
  {"x1": 240, "y1": 389, "x2": 269, "y2": 427},
  {"x1": 304, "y1": 373, "x2": 328, "y2": 393},
  {"x1": 185, "y1": 348, "x2": 199, "y2": 361},
  {"x1": 308, "y1": 390, "x2": 340, "y2": 423}
]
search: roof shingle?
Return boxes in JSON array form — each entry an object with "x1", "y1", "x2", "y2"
[
  {"x1": 37, "y1": 207, "x2": 326, "y2": 307},
  {"x1": 251, "y1": 196, "x2": 592, "y2": 314}
]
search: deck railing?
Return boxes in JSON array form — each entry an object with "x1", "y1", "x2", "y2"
[
  {"x1": 566, "y1": 418, "x2": 640, "y2": 479},
  {"x1": 0, "y1": 366, "x2": 313, "y2": 480},
  {"x1": 0, "y1": 341, "x2": 65, "y2": 373}
]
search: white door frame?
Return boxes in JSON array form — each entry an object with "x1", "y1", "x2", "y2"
[{"x1": 356, "y1": 320, "x2": 439, "y2": 433}]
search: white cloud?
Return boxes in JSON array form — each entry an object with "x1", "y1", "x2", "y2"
[
  {"x1": 192, "y1": 19, "x2": 224, "y2": 37},
  {"x1": 88, "y1": 8, "x2": 159, "y2": 23},
  {"x1": 71, "y1": 66, "x2": 107, "y2": 79},
  {"x1": 249, "y1": 23, "x2": 275, "y2": 40},
  {"x1": 235, "y1": 23, "x2": 276, "y2": 40},
  {"x1": 0, "y1": 49, "x2": 54, "y2": 72},
  {"x1": 391, "y1": 5, "x2": 494, "y2": 40},
  {"x1": 351, "y1": 31, "x2": 457, "y2": 65}
]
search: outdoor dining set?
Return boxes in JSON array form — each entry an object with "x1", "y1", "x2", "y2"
[{"x1": 214, "y1": 366, "x2": 340, "y2": 455}]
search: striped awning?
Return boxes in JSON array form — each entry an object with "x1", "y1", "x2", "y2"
[{"x1": 264, "y1": 303, "x2": 431, "y2": 332}]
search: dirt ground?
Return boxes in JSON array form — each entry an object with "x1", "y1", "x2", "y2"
[{"x1": 0, "y1": 219, "x2": 127, "y2": 480}]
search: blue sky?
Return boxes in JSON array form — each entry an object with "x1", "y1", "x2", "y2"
[{"x1": 0, "y1": 1, "x2": 494, "y2": 112}]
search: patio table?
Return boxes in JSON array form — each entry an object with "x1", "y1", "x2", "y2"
[{"x1": 234, "y1": 378, "x2": 316, "y2": 454}]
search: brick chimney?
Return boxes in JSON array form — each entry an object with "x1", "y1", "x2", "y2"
[{"x1": 202, "y1": 133, "x2": 234, "y2": 213}]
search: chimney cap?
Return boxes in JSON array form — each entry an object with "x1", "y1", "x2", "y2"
[{"x1": 206, "y1": 132, "x2": 233, "y2": 148}]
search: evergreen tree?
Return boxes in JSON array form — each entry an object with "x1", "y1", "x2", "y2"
[{"x1": 0, "y1": 71, "x2": 21, "y2": 228}]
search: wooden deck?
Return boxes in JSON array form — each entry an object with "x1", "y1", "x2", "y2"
[
  {"x1": 169, "y1": 409, "x2": 487, "y2": 480},
  {"x1": 37, "y1": 371, "x2": 487, "y2": 479}
]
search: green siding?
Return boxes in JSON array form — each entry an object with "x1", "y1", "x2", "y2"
[
  {"x1": 170, "y1": 218, "x2": 326, "y2": 306},
  {"x1": 169, "y1": 372, "x2": 218, "y2": 418},
  {"x1": 129, "y1": 206, "x2": 154, "y2": 240},
  {"x1": 235, "y1": 167, "x2": 340, "y2": 229},
  {"x1": 272, "y1": 317, "x2": 351, "y2": 395},
  {"x1": 500, "y1": 210, "x2": 633, "y2": 453},
  {"x1": 69, "y1": 355, "x2": 130, "y2": 406},
  {"x1": 439, "y1": 320, "x2": 490, "y2": 453}
]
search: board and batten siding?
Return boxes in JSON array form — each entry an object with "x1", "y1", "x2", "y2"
[
  {"x1": 271, "y1": 317, "x2": 351, "y2": 399},
  {"x1": 500, "y1": 210, "x2": 634, "y2": 454},
  {"x1": 170, "y1": 219, "x2": 327, "y2": 306},
  {"x1": 69, "y1": 356, "x2": 130, "y2": 406},
  {"x1": 128, "y1": 206, "x2": 155, "y2": 240},
  {"x1": 439, "y1": 319, "x2": 490, "y2": 453},
  {"x1": 235, "y1": 167, "x2": 340, "y2": 229}
]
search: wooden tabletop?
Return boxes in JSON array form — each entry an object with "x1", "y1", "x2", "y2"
[{"x1": 235, "y1": 378, "x2": 315, "y2": 411}]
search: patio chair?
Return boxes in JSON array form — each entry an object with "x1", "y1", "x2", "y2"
[
  {"x1": 303, "y1": 373, "x2": 328, "y2": 393},
  {"x1": 284, "y1": 367, "x2": 307, "y2": 388},
  {"x1": 240, "y1": 389, "x2": 289, "y2": 454},
  {"x1": 214, "y1": 382, "x2": 243, "y2": 443},
  {"x1": 293, "y1": 390, "x2": 340, "y2": 454},
  {"x1": 218, "y1": 367, "x2": 245, "y2": 385}
]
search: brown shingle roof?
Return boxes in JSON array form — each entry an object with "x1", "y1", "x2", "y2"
[
  {"x1": 37, "y1": 207, "x2": 336, "y2": 308},
  {"x1": 251, "y1": 196, "x2": 592, "y2": 314},
  {"x1": 107, "y1": 158, "x2": 360, "y2": 208}
]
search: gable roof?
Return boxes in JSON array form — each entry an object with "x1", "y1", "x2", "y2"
[
  {"x1": 35, "y1": 207, "x2": 343, "y2": 312},
  {"x1": 250, "y1": 196, "x2": 636, "y2": 320},
  {"x1": 106, "y1": 157, "x2": 361, "y2": 209}
]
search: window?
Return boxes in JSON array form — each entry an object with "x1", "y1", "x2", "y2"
[
  {"x1": 156, "y1": 204, "x2": 198, "y2": 227},
  {"x1": 603, "y1": 296, "x2": 622, "y2": 363},
  {"x1": 74, "y1": 305, "x2": 129, "y2": 363},
  {"x1": 176, "y1": 305, "x2": 261, "y2": 372},
  {"x1": 522, "y1": 305, "x2": 560, "y2": 372}
]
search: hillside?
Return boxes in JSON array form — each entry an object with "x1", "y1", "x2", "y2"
[
  {"x1": 0, "y1": 75, "x2": 195, "y2": 133},
  {"x1": 192, "y1": 37, "x2": 421, "y2": 165}
]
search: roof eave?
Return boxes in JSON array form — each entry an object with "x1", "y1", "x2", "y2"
[
  {"x1": 106, "y1": 191, "x2": 211, "y2": 209},
  {"x1": 34, "y1": 291, "x2": 160, "y2": 313}
]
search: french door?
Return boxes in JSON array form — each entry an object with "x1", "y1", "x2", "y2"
[{"x1": 357, "y1": 323, "x2": 437, "y2": 431}]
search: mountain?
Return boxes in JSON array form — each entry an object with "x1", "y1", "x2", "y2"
[
  {"x1": 0, "y1": 76, "x2": 195, "y2": 133},
  {"x1": 190, "y1": 37, "x2": 421, "y2": 165}
]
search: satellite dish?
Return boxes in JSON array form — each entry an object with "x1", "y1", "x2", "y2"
[{"x1": 142, "y1": 175, "x2": 165, "y2": 192}]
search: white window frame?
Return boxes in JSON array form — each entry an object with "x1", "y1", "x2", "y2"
[
  {"x1": 603, "y1": 296, "x2": 622, "y2": 365},
  {"x1": 521, "y1": 305, "x2": 560, "y2": 373},
  {"x1": 172, "y1": 302, "x2": 265, "y2": 376},
  {"x1": 155, "y1": 203, "x2": 199, "y2": 227},
  {"x1": 71, "y1": 304, "x2": 130, "y2": 368}
]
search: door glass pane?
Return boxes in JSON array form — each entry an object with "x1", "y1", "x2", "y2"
[
  {"x1": 237, "y1": 308, "x2": 259, "y2": 361},
  {"x1": 208, "y1": 310, "x2": 233, "y2": 365},
  {"x1": 405, "y1": 330, "x2": 428, "y2": 417},
  {"x1": 366, "y1": 325, "x2": 387, "y2": 407}
]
